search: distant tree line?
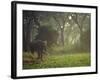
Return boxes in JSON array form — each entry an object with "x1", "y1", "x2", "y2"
[{"x1": 23, "y1": 10, "x2": 91, "y2": 52}]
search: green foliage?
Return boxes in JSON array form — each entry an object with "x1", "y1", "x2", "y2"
[
  {"x1": 23, "y1": 11, "x2": 91, "y2": 52},
  {"x1": 23, "y1": 11, "x2": 91, "y2": 70},
  {"x1": 23, "y1": 52, "x2": 90, "y2": 69}
]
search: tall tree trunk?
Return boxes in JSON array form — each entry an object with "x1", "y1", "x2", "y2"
[
  {"x1": 25, "y1": 18, "x2": 33, "y2": 51},
  {"x1": 79, "y1": 28, "x2": 84, "y2": 50},
  {"x1": 23, "y1": 29, "x2": 27, "y2": 51},
  {"x1": 61, "y1": 28, "x2": 64, "y2": 46}
]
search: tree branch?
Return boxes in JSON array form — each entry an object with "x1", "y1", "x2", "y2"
[{"x1": 53, "y1": 15, "x2": 61, "y2": 28}]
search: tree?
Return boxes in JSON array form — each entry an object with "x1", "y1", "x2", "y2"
[
  {"x1": 23, "y1": 11, "x2": 41, "y2": 51},
  {"x1": 52, "y1": 13, "x2": 70, "y2": 46},
  {"x1": 71, "y1": 13, "x2": 90, "y2": 50},
  {"x1": 35, "y1": 26, "x2": 59, "y2": 46}
]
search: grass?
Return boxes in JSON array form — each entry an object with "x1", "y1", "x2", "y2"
[{"x1": 23, "y1": 52, "x2": 90, "y2": 69}]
